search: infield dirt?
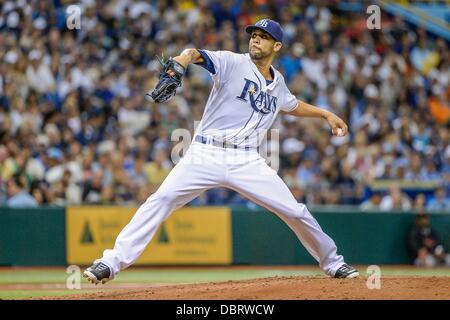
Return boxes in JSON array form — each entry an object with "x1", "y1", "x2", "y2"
[{"x1": 35, "y1": 275, "x2": 449, "y2": 300}]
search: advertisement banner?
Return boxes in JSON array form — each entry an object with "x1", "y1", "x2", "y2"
[{"x1": 67, "y1": 206, "x2": 232, "y2": 265}]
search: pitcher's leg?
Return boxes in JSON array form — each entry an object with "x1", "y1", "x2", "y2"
[
  {"x1": 99, "y1": 186, "x2": 201, "y2": 276},
  {"x1": 226, "y1": 158, "x2": 345, "y2": 276},
  {"x1": 274, "y1": 204, "x2": 344, "y2": 275},
  {"x1": 99, "y1": 152, "x2": 222, "y2": 277}
]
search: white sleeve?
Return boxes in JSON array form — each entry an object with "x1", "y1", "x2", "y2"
[
  {"x1": 194, "y1": 50, "x2": 238, "y2": 83},
  {"x1": 280, "y1": 82, "x2": 298, "y2": 112}
]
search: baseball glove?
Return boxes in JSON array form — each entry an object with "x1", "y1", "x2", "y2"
[{"x1": 147, "y1": 55, "x2": 186, "y2": 103}]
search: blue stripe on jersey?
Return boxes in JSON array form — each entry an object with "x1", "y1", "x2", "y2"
[
  {"x1": 266, "y1": 67, "x2": 274, "y2": 85},
  {"x1": 194, "y1": 50, "x2": 216, "y2": 75}
]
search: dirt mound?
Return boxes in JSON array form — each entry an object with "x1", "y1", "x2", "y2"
[{"x1": 39, "y1": 276, "x2": 450, "y2": 300}]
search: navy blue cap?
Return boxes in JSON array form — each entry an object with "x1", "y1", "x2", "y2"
[{"x1": 245, "y1": 19, "x2": 283, "y2": 43}]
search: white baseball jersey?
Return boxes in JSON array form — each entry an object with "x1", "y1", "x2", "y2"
[
  {"x1": 97, "y1": 49, "x2": 347, "y2": 280},
  {"x1": 194, "y1": 50, "x2": 298, "y2": 148}
]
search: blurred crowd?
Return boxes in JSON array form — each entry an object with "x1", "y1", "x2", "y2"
[{"x1": 0, "y1": 0, "x2": 449, "y2": 211}]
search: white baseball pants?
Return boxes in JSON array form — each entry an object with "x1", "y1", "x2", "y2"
[{"x1": 99, "y1": 142, "x2": 345, "y2": 277}]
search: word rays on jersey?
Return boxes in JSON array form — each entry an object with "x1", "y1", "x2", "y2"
[{"x1": 236, "y1": 78, "x2": 278, "y2": 114}]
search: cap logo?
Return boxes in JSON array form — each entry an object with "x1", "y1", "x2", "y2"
[{"x1": 256, "y1": 19, "x2": 268, "y2": 28}]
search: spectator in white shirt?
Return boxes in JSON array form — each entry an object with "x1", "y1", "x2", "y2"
[{"x1": 25, "y1": 50, "x2": 56, "y2": 94}]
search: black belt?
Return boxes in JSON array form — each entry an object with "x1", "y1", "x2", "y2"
[{"x1": 194, "y1": 135, "x2": 250, "y2": 151}]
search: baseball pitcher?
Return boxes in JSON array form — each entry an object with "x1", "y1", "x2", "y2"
[{"x1": 84, "y1": 19, "x2": 359, "y2": 284}]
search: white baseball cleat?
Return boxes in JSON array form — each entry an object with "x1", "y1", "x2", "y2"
[
  {"x1": 333, "y1": 264, "x2": 359, "y2": 278},
  {"x1": 83, "y1": 262, "x2": 112, "y2": 285}
]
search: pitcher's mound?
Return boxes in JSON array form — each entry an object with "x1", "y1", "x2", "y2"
[{"x1": 43, "y1": 275, "x2": 450, "y2": 300}]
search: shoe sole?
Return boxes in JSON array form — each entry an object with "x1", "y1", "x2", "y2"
[
  {"x1": 344, "y1": 271, "x2": 359, "y2": 279},
  {"x1": 333, "y1": 271, "x2": 360, "y2": 279},
  {"x1": 83, "y1": 270, "x2": 110, "y2": 285}
]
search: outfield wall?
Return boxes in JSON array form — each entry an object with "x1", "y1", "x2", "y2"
[
  {"x1": 0, "y1": 206, "x2": 449, "y2": 266},
  {"x1": 0, "y1": 207, "x2": 66, "y2": 266},
  {"x1": 232, "y1": 208, "x2": 450, "y2": 265}
]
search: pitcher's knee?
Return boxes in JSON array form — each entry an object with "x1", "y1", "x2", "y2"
[
  {"x1": 298, "y1": 203, "x2": 308, "y2": 212},
  {"x1": 283, "y1": 203, "x2": 308, "y2": 219}
]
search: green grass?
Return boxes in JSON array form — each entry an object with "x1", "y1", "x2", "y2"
[
  {"x1": 0, "y1": 266, "x2": 448, "y2": 299},
  {"x1": 113, "y1": 268, "x2": 324, "y2": 283},
  {"x1": 0, "y1": 268, "x2": 321, "y2": 285},
  {"x1": 370, "y1": 266, "x2": 450, "y2": 277},
  {"x1": 1, "y1": 266, "x2": 448, "y2": 284},
  {"x1": 0, "y1": 290, "x2": 94, "y2": 299},
  {"x1": 0, "y1": 270, "x2": 69, "y2": 284},
  {"x1": 0, "y1": 267, "x2": 323, "y2": 299}
]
